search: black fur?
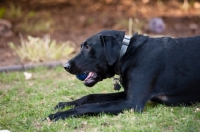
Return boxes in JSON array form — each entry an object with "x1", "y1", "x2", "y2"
[{"x1": 47, "y1": 30, "x2": 200, "y2": 121}]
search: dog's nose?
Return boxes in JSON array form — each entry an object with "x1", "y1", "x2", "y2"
[{"x1": 64, "y1": 62, "x2": 71, "y2": 71}]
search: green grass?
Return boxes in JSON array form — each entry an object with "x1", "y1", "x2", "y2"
[{"x1": 0, "y1": 67, "x2": 200, "y2": 131}]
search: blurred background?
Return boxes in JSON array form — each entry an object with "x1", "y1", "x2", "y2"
[{"x1": 0, "y1": 0, "x2": 200, "y2": 67}]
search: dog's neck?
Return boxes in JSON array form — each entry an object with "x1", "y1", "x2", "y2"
[{"x1": 115, "y1": 34, "x2": 132, "y2": 75}]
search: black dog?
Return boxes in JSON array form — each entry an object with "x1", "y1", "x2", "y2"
[{"x1": 48, "y1": 30, "x2": 200, "y2": 121}]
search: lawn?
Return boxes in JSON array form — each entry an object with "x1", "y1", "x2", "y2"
[{"x1": 0, "y1": 67, "x2": 200, "y2": 132}]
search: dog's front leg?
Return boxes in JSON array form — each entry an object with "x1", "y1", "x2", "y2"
[
  {"x1": 54, "y1": 92, "x2": 126, "y2": 109},
  {"x1": 48, "y1": 89, "x2": 150, "y2": 121},
  {"x1": 49, "y1": 100, "x2": 133, "y2": 121}
]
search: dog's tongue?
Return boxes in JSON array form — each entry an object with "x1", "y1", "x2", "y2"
[{"x1": 84, "y1": 72, "x2": 96, "y2": 82}]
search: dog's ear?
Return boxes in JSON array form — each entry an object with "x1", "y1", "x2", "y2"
[{"x1": 100, "y1": 35, "x2": 121, "y2": 65}]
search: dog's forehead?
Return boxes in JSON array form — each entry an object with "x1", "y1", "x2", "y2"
[
  {"x1": 86, "y1": 31, "x2": 116, "y2": 43},
  {"x1": 86, "y1": 34, "x2": 101, "y2": 45},
  {"x1": 83, "y1": 30, "x2": 125, "y2": 46}
]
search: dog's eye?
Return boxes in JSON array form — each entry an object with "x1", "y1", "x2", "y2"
[{"x1": 85, "y1": 44, "x2": 90, "y2": 50}]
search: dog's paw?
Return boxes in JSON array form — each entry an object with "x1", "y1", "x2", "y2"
[{"x1": 48, "y1": 112, "x2": 69, "y2": 121}]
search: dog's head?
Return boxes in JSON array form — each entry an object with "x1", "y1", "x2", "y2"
[{"x1": 64, "y1": 30, "x2": 125, "y2": 87}]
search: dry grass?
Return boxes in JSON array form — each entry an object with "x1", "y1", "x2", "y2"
[{"x1": 9, "y1": 35, "x2": 75, "y2": 63}]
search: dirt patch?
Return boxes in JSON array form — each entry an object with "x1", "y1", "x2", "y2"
[{"x1": 0, "y1": 0, "x2": 200, "y2": 66}]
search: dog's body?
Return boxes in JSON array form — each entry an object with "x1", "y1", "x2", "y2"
[{"x1": 48, "y1": 30, "x2": 200, "y2": 121}]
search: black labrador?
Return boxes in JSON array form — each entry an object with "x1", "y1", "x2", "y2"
[{"x1": 47, "y1": 30, "x2": 200, "y2": 121}]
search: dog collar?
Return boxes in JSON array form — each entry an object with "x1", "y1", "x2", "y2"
[
  {"x1": 115, "y1": 35, "x2": 131, "y2": 75},
  {"x1": 120, "y1": 35, "x2": 131, "y2": 60},
  {"x1": 113, "y1": 35, "x2": 131, "y2": 90}
]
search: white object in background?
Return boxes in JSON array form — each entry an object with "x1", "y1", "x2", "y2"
[
  {"x1": 24, "y1": 72, "x2": 32, "y2": 80},
  {"x1": 0, "y1": 130, "x2": 11, "y2": 132}
]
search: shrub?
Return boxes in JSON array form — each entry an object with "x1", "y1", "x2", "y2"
[{"x1": 9, "y1": 35, "x2": 75, "y2": 62}]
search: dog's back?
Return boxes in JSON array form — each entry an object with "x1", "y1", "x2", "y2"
[{"x1": 151, "y1": 35, "x2": 200, "y2": 105}]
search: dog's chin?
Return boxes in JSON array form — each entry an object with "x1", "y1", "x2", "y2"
[
  {"x1": 84, "y1": 80, "x2": 98, "y2": 87},
  {"x1": 83, "y1": 72, "x2": 99, "y2": 87}
]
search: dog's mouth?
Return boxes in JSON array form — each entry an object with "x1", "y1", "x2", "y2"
[
  {"x1": 65, "y1": 63, "x2": 104, "y2": 87},
  {"x1": 83, "y1": 71, "x2": 99, "y2": 87}
]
